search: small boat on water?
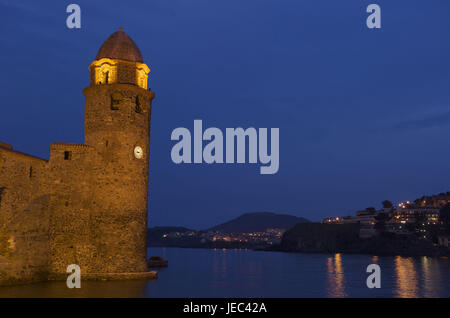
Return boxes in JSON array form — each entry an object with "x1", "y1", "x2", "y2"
[{"x1": 148, "y1": 256, "x2": 168, "y2": 268}]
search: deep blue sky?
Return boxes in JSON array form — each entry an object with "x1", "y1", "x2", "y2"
[{"x1": 1, "y1": 0, "x2": 450, "y2": 229}]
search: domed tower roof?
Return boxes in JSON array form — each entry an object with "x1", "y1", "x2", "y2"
[{"x1": 95, "y1": 27, "x2": 143, "y2": 63}]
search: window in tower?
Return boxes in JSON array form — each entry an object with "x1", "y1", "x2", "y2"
[
  {"x1": 135, "y1": 95, "x2": 146, "y2": 114},
  {"x1": 135, "y1": 96, "x2": 142, "y2": 113},
  {"x1": 0, "y1": 187, "x2": 5, "y2": 208},
  {"x1": 94, "y1": 62, "x2": 117, "y2": 85},
  {"x1": 64, "y1": 151, "x2": 72, "y2": 160},
  {"x1": 104, "y1": 71, "x2": 109, "y2": 84},
  {"x1": 29, "y1": 166, "x2": 33, "y2": 179},
  {"x1": 111, "y1": 92, "x2": 123, "y2": 110}
]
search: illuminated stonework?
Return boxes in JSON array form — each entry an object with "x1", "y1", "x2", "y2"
[
  {"x1": 136, "y1": 64, "x2": 150, "y2": 89},
  {"x1": 89, "y1": 58, "x2": 150, "y2": 89},
  {"x1": 90, "y1": 58, "x2": 118, "y2": 85}
]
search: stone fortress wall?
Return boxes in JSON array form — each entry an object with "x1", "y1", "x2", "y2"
[{"x1": 0, "y1": 144, "x2": 50, "y2": 285}]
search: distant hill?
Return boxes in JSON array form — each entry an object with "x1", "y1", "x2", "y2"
[{"x1": 208, "y1": 212, "x2": 310, "y2": 233}]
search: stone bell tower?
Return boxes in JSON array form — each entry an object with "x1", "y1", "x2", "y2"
[{"x1": 82, "y1": 28, "x2": 155, "y2": 274}]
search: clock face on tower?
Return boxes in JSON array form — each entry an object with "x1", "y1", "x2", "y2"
[{"x1": 134, "y1": 146, "x2": 143, "y2": 159}]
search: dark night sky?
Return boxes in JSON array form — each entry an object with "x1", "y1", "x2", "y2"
[{"x1": 1, "y1": 0, "x2": 450, "y2": 229}]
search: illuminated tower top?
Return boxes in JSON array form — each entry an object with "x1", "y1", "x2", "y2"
[{"x1": 88, "y1": 27, "x2": 150, "y2": 89}]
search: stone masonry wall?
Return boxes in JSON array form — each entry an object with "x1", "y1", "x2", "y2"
[
  {"x1": 47, "y1": 143, "x2": 100, "y2": 274},
  {"x1": 0, "y1": 146, "x2": 50, "y2": 285}
]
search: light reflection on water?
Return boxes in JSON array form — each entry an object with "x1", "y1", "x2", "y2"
[
  {"x1": 324, "y1": 253, "x2": 448, "y2": 298},
  {"x1": 421, "y1": 256, "x2": 442, "y2": 298},
  {"x1": 327, "y1": 253, "x2": 347, "y2": 297},
  {"x1": 395, "y1": 256, "x2": 419, "y2": 298},
  {"x1": 0, "y1": 248, "x2": 449, "y2": 297}
]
